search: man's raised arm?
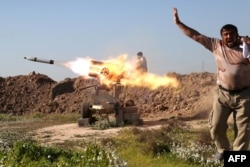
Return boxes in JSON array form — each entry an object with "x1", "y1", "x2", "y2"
[{"x1": 173, "y1": 8, "x2": 206, "y2": 45}]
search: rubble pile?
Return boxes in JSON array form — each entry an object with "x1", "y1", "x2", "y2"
[{"x1": 0, "y1": 71, "x2": 216, "y2": 119}]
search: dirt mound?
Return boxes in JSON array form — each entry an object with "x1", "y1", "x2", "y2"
[{"x1": 0, "y1": 71, "x2": 216, "y2": 119}]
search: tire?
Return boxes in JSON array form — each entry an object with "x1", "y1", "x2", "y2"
[
  {"x1": 134, "y1": 119, "x2": 144, "y2": 126},
  {"x1": 81, "y1": 102, "x2": 91, "y2": 118}
]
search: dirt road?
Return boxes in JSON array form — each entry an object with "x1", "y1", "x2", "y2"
[{"x1": 34, "y1": 118, "x2": 208, "y2": 145}]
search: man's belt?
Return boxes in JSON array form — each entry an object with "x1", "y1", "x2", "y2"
[{"x1": 218, "y1": 85, "x2": 249, "y2": 94}]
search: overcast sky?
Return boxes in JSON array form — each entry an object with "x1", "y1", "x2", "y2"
[{"x1": 1, "y1": 0, "x2": 250, "y2": 81}]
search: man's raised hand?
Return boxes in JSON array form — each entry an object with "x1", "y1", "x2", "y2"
[{"x1": 173, "y1": 8, "x2": 180, "y2": 25}]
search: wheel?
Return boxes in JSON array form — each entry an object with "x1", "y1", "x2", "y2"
[
  {"x1": 134, "y1": 119, "x2": 144, "y2": 126},
  {"x1": 81, "y1": 102, "x2": 91, "y2": 118}
]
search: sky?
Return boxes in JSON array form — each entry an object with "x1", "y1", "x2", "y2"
[{"x1": 1, "y1": 0, "x2": 250, "y2": 81}]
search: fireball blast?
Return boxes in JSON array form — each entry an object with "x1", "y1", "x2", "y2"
[
  {"x1": 88, "y1": 60, "x2": 124, "y2": 84},
  {"x1": 24, "y1": 57, "x2": 54, "y2": 64}
]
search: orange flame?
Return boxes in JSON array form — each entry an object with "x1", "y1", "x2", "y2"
[{"x1": 63, "y1": 54, "x2": 179, "y2": 90}]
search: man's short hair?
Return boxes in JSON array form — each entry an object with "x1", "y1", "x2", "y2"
[
  {"x1": 137, "y1": 52, "x2": 143, "y2": 56},
  {"x1": 220, "y1": 24, "x2": 238, "y2": 36}
]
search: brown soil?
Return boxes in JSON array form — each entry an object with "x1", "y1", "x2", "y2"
[
  {"x1": 0, "y1": 71, "x2": 217, "y2": 144},
  {"x1": 34, "y1": 118, "x2": 209, "y2": 145}
]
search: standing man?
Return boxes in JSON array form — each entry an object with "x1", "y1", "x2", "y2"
[
  {"x1": 135, "y1": 52, "x2": 148, "y2": 103},
  {"x1": 173, "y1": 7, "x2": 250, "y2": 161},
  {"x1": 136, "y1": 52, "x2": 148, "y2": 73}
]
